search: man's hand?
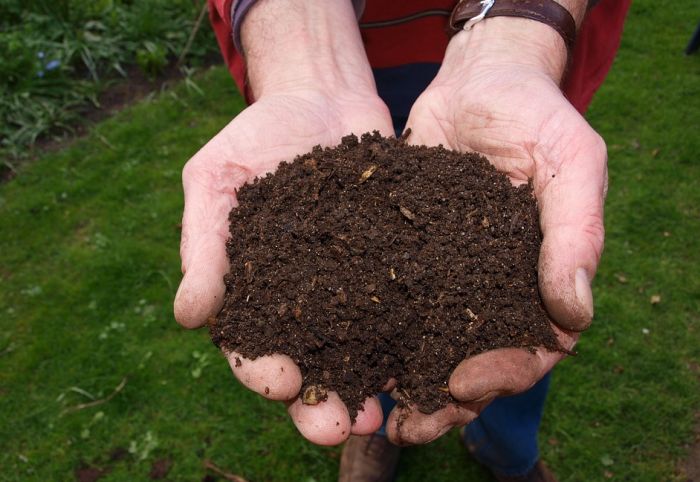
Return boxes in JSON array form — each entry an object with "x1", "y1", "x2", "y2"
[
  {"x1": 174, "y1": 0, "x2": 392, "y2": 446},
  {"x1": 387, "y1": 15, "x2": 606, "y2": 445}
]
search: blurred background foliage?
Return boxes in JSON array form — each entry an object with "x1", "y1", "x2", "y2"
[{"x1": 0, "y1": 0, "x2": 217, "y2": 161}]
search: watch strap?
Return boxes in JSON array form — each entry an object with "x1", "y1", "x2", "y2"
[{"x1": 449, "y1": 0, "x2": 577, "y2": 56}]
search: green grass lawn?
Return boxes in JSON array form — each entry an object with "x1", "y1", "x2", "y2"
[{"x1": 1, "y1": 0, "x2": 699, "y2": 480}]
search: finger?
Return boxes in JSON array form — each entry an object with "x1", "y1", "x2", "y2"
[
  {"x1": 174, "y1": 231, "x2": 229, "y2": 329},
  {"x1": 174, "y1": 155, "x2": 250, "y2": 329},
  {"x1": 350, "y1": 396, "x2": 384, "y2": 435},
  {"x1": 449, "y1": 326, "x2": 579, "y2": 402},
  {"x1": 287, "y1": 391, "x2": 352, "y2": 446},
  {"x1": 382, "y1": 378, "x2": 397, "y2": 392},
  {"x1": 385, "y1": 402, "x2": 482, "y2": 446},
  {"x1": 535, "y1": 117, "x2": 607, "y2": 331},
  {"x1": 449, "y1": 348, "x2": 544, "y2": 402},
  {"x1": 227, "y1": 352, "x2": 302, "y2": 401}
]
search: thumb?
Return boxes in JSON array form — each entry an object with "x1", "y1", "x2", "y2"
[
  {"x1": 535, "y1": 118, "x2": 607, "y2": 332},
  {"x1": 174, "y1": 155, "x2": 250, "y2": 328}
]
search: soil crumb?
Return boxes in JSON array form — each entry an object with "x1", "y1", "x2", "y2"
[{"x1": 210, "y1": 132, "x2": 560, "y2": 419}]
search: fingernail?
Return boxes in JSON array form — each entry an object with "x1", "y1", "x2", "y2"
[
  {"x1": 575, "y1": 268, "x2": 594, "y2": 320},
  {"x1": 173, "y1": 279, "x2": 187, "y2": 323},
  {"x1": 174, "y1": 278, "x2": 185, "y2": 304}
]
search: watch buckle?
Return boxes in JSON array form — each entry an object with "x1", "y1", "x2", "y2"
[{"x1": 463, "y1": 0, "x2": 495, "y2": 30}]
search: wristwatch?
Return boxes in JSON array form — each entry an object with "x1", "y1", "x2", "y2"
[{"x1": 449, "y1": 0, "x2": 578, "y2": 57}]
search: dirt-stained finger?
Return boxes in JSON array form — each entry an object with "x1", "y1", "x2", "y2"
[
  {"x1": 535, "y1": 124, "x2": 606, "y2": 332},
  {"x1": 385, "y1": 402, "x2": 482, "y2": 446},
  {"x1": 350, "y1": 396, "x2": 384, "y2": 435},
  {"x1": 448, "y1": 348, "x2": 543, "y2": 402},
  {"x1": 287, "y1": 391, "x2": 352, "y2": 446},
  {"x1": 449, "y1": 326, "x2": 579, "y2": 402},
  {"x1": 228, "y1": 352, "x2": 302, "y2": 401},
  {"x1": 174, "y1": 236, "x2": 228, "y2": 329}
]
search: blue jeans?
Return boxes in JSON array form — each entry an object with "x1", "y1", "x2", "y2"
[{"x1": 372, "y1": 63, "x2": 550, "y2": 477}]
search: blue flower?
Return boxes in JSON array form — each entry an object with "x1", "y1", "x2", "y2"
[
  {"x1": 37, "y1": 70, "x2": 45, "y2": 78},
  {"x1": 45, "y1": 60, "x2": 60, "y2": 71},
  {"x1": 37, "y1": 51, "x2": 45, "y2": 59}
]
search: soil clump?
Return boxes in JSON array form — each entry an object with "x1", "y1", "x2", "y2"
[{"x1": 210, "y1": 132, "x2": 560, "y2": 419}]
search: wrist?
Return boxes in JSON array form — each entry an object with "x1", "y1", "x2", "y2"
[
  {"x1": 443, "y1": 0, "x2": 588, "y2": 84},
  {"x1": 444, "y1": 16, "x2": 569, "y2": 84},
  {"x1": 241, "y1": 0, "x2": 377, "y2": 100}
]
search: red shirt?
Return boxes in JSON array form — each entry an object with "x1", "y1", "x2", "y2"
[{"x1": 207, "y1": 0, "x2": 631, "y2": 114}]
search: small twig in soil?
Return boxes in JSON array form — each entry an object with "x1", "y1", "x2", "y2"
[
  {"x1": 358, "y1": 164, "x2": 379, "y2": 183},
  {"x1": 308, "y1": 325, "x2": 337, "y2": 348},
  {"x1": 508, "y1": 212, "x2": 520, "y2": 236},
  {"x1": 311, "y1": 168, "x2": 337, "y2": 201},
  {"x1": 318, "y1": 168, "x2": 337, "y2": 193},
  {"x1": 464, "y1": 308, "x2": 486, "y2": 332},
  {"x1": 202, "y1": 459, "x2": 249, "y2": 482},
  {"x1": 466, "y1": 319, "x2": 486, "y2": 333},
  {"x1": 464, "y1": 208, "x2": 479, "y2": 222},
  {"x1": 399, "y1": 206, "x2": 416, "y2": 222},
  {"x1": 399, "y1": 128, "x2": 412, "y2": 143},
  {"x1": 244, "y1": 261, "x2": 254, "y2": 283},
  {"x1": 60, "y1": 377, "x2": 127, "y2": 416}
]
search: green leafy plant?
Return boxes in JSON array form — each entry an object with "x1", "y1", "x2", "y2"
[
  {"x1": 0, "y1": 0, "x2": 218, "y2": 163},
  {"x1": 136, "y1": 41, "x2": 168, "y2": 80}
]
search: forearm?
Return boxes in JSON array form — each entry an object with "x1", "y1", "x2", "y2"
[
  {"x1": 240, "y1": 0, "x2": 376, "y2": 99},
  {"x1": 441, "y1": 0, "x2": 589, "y2": 84}
]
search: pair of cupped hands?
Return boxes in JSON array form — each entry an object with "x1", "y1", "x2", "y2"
[{"x1": 173, "y1": 14, "x2": 607, "y2": 447}]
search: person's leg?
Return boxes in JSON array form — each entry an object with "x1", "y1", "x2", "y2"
[{"x1": 463, "y1": 373, "x2": 552, "y2": 477}]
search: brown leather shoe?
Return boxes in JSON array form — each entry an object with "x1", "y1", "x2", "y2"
[{"x1": 338, "y1": 434, "x2": 401, "y2": 482}]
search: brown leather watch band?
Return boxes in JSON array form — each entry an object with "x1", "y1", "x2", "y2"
[{"x1": 449, "y1": 0, "x2": 577, "y2": 56}]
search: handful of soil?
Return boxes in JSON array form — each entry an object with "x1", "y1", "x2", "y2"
[{"x1": 210, "y1": 132, "x2": 560, "y2": 419}]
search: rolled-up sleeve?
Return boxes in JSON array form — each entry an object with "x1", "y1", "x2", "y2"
[{"x1": 208, "y1": 0, "x2": 251, "y2": 102}]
